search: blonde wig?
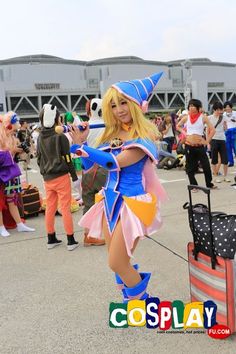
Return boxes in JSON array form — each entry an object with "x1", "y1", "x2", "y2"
[{"x1": 96, "y1": 88, "x2": 159, "y2": 146}]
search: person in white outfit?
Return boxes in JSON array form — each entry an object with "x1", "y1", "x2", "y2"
[
  {"x1": 208, "y1": 101, "x2": 230, "y2": 183},
  {"x1": 176, "y1": 99, "x2": 216, "y2": 191},
  {"x1": 81, "y1": 98, "x2": 106, "y2": 246}
]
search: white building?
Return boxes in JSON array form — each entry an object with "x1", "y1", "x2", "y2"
[{"x1": 0, "y1": 54, "x2": 236, "y2": 120}]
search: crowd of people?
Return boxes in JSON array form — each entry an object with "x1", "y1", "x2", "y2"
[
  {"x1": 1, "y1": 70, "x2": 236, "y2": 301},
  {"x1": 151, "y1": 100, "x2": 236, "y2": 189}
]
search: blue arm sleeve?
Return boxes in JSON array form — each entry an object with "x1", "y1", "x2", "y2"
[{"x1": 70, "y1": 144, "x2": 120, "y2": 171}]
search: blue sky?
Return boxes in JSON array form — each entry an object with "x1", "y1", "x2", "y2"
[{"x1": 1, "y1": 0, "x2": 236, "y2": 63}]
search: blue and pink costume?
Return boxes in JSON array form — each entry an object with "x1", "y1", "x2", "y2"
[
  {"x1": 71, "y1": 138, "x2": 167, "y2": 257},
  {"x1": 70, "y1": 71, "x2": 166, "y2": 301}
]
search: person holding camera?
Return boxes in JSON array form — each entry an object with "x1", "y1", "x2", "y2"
[
  {"x1": 160, "y1": 113, "x2": 176, "y2": 153},
  {"x1": 17, "y1": 120, "x2": 32, "y2": 171},
  {"x1": 0, "y1": 112, "x2": 35, "y2": 237}
]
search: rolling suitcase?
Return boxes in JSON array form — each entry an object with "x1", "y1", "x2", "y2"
[
  {"x1": 187, "y1": 185, "x2": 236, "y2": 333},
  {"x1": 21, "y1": 184, "x2": 41, "y2": 217},
  {"x1": 19, "y1": 159, "x2": 42, "y2": 217}
]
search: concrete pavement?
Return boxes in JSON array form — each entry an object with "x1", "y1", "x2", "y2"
[{"x1": 0, "y1": 159, "x2": 236, "y2": 353}]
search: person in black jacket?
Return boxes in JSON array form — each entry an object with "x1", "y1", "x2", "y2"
[{"x1": 37, "y1": 104, "x2": 80, "y2": 251}]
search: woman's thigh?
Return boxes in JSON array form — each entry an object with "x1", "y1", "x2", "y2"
[{"x1": 102, "y1": 215, "x2": 140, "y2": 264}]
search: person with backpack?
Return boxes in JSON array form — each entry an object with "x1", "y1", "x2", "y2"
[
  {"x1": 37, "y1": 104, "x2": 80, "y2": 251},
  {"x1": 208, "y1": 101, "x2": 230, "y2": 183}
]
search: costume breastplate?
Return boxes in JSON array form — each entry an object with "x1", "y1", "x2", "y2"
[{"x1": 99, "y1": 138, "x2": 156, "y2": 233}]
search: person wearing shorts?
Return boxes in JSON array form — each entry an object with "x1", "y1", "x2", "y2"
[{"x1": 208, "y1": 101, "x2": 230, "y2": 183}]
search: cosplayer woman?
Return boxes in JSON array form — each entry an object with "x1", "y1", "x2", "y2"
[
  {"x1": 0, "y1": 112, "x2": 35, "y2": 237},
  {"x1": 70, "y1": 73, "x2": 167, "y2": 301}
]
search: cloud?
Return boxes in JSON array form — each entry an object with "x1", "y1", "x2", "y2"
[
  {"x1": 152, "y1": 11, "x2": 236, "y2": 63},
  {"x1": 74, "y1": 38, "x2": 141, "y2": 61}
]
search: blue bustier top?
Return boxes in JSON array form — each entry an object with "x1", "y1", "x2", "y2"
[
  {"x1": 106, "y1": 152, "x2": 147, "y2": 196},
  {"x1": 98, "y1": 138, "x2": 157, "y2": 233}
]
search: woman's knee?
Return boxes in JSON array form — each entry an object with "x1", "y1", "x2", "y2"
[
  {"x1": 108, "y1": 255, "x2": 128, "y2": 273},
  {"x1": 108, "y1": 256, "x2": 119, "y2": 272}
]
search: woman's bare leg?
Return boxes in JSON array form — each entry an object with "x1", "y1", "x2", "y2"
[
  {"x1": 8, "y1": 200, "x2": 21, "y2": 223},
  {"x1": 223, "y1": 164, "x2": 228, "y2": 177},
  {"x1": 102, "y1": 216, "x2": 139, "y2": 252},
  {"x1": 102, "y1": 216, "x2": 141, "y2": 287}
]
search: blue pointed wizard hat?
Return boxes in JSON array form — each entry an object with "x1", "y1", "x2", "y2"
[{"x1": 112, "y1": 72, "x2": 163, "y2": 112}]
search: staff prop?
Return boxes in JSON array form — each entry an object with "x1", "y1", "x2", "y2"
[{"x1": 55, "y1": 123, "x2": 105, "y2": 134}]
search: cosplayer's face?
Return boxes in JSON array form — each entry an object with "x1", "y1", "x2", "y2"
[{"x1": 111, "y1": 98, "x2": 132, "y2": 125}]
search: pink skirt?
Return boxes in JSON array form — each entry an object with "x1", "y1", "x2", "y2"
[{"x1": 79, "y1": 193, "x2": 162, "y2": 257}]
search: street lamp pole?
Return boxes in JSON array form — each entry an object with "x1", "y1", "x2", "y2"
[{"x1": 182, "y1": 59, "x2": 192, "y2": 110}]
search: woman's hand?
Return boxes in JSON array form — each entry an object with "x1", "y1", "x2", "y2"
[
  {"x1": 13, "y1": 146, "x2": 23, "y2": 154},
  {"x1": 69, "y1": 122, "x2": 89, "y2": 145}
]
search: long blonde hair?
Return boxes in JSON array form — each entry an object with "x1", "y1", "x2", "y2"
[
  {"x1": 96, "y1": 87, "x2": 160, "y2": 145},
  {"x1": 0, "y1": 111, "x2": 18, "y2": 153}
]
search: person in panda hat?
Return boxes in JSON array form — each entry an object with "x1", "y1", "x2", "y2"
[
  {"x1": 80, "y1": 98, "x2": 106, "y2": 246},
  {"x1": 37, "y1": 104, "x2": 79, "y2": 251}
]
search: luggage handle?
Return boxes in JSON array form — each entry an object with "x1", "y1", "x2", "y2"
[
  {"x1": 22, "y1": 184, "x2": 33, "y2": 191},
  {"x1": 187, "y1": 185, "x2": 217, "y2": 269}
]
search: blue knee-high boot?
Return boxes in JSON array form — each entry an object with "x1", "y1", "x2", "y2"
[
  {"x1": 124, "y1": 272, "x2": 151, "y2": 302},
  {"x1": 115, "y1": 264, "x2": 139, "y2": 301}
]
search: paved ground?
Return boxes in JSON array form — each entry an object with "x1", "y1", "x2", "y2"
[{"x1": 1, "y1": 159, "x2": 236, "y2": 354}]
